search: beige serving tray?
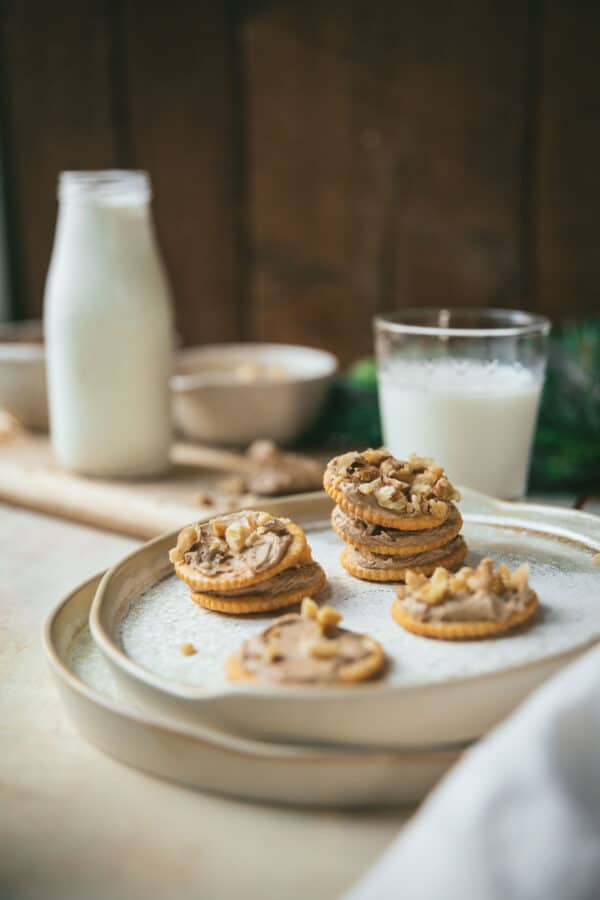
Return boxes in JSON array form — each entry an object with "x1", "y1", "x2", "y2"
[
  {"x1": 44, "y1": 574, "x2": 463, "y2": 807},
  {"x1": 89, "y1": 490, "x2": 600, "y2": 749}
]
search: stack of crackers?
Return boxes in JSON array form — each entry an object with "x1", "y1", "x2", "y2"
[
  {"x1": 324, "y1": 449, "x2": 468, "y2": 582},
  {"x1": 169, "y1": 510, "x2": 326, "y2": 615}
]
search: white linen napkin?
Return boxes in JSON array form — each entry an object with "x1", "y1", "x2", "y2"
[{"x1": 345, "y1": 644, "x2": 600, "y2": 900}]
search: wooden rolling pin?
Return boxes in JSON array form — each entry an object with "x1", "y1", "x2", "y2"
[{"x1": 170, "y1": 442, "x2": 260, "y2": 474}]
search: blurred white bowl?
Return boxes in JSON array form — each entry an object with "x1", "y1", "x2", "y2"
[
  {"x1": 0, "y1": 320, "x2": 48, "y2": 429},
  {"x1": 171, "y1": 343, "x2": 338, "y2": 445}
]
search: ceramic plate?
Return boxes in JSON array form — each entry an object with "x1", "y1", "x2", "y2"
[
  {"x1": 44, "y1": 574, "x2": 463, "y2": 807},
  {"x1": 90, "y1": 490, "x2": 600, "y2": 748}
]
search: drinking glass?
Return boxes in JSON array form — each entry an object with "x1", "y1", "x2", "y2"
[{"x1": 374, "y1": 308, "x2": 551, "y2": 499}]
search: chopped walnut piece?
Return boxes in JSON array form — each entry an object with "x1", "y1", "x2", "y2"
[
  {"x1": 308, "y1": 638, "x2": 340, "y2": 659},
  {"x1": 222, "y1": 511, "x2": 278, "y2": 553},
  {"x1": 399, "y1": 557, "x2": 534, "y2": 608},
  {"x1": 169, "y1": 526, "x2": 198, "y2": 564},
  {"x1": 429, "y1": 500, "x2": 449, "y2": 518},
  {"x1": 375, "y1": 483, "x2": 407, "y2": 510},
  {"x1": 361, "y1": 448, "x2": 392, "y2": 466},
  {"x1": 418, "y1": 567, "x2": 450, "y2": 605},
  {"x1": 380, "y1": 458, "x2": 401, "y2": 478},
  {"x1": 405, "y1": 569, "x2": 427, "y2": 591},
  {"x1": 408, "y1": 453, "x2": 435, "y2": 470},
  {"x1": 301, "y1": 596, "x2": 319, "y2": 619},
  {"x1": 317, "y1": 606, "x2": 343, "y2": 628},
  {"x1": 212, "y1": 520, "x2": 227, "y2": 539},
  {"x1": 225, "y1": 520, "x2": 250, "y2": 553},
  {"x1": 358, "y1": 477, "x2": 382, "y2": 495},
  {"x1": 510, "y1": 564, "x2": 529, "y2": 592},
  {"x1": 497, "y1": 562, "x2": 512, "y2": 589},
  {"x1": 354, "y1": 465, "x2": 381, "y2": 483}
]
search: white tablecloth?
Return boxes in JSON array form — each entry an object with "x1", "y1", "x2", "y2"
[{"x1": 346, "y1": 643, "x2": 600, "y2": 900}]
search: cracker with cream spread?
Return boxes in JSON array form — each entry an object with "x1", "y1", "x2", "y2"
[
  {"x1": 323, "y1": 449, "x2": 460, "y2": 530},
  {"x1": 170, "y1": 511, "x2": 308, "y2": 592},
  {"x1": 391, "y1": 558, "x2": 539, "y2": 639},
  {"x1": 341, "y1": 536, "x2": 467, "y2": 582},
  {"x1": 225, "y1": 599, "x2": 386, "y2": 684},
  {"x1": 331, "y1": 503, "x2": 463, "y2": 556},
  {"x1": 191, "y1": 561, "x2": 327, "y2": 614}
]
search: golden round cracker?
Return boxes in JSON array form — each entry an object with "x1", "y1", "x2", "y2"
[
  {"x1": 322, "y1": 450, "x2": 457, "y2": 531},
  {"x1": 225, "y1": 652, "x2": 254, "y2": 681},
  {"x1": 390, "y1": 591, "x2": 539, "y2": 640},
  {"x1": 340, "y1": 537, "x2": 468, "y2": 583},
  {"x1": 323, "y1": 478, "x2": 449, "y2": 530},
  {"x1": 225, "y1": 625, "x2": 386, "y2": 685},
  {"x1": 201, "y1": 561, "x2": 325, "y2": 599},
  {"x1": 190, "y1": 565, "x2": 327, "y2": 615},
  {"x1": 338, "y1": 639, "x2": 386, "y2": 683},
  {"x1": 331, "y1": 504, "x2": 463, "y2": 556},
  {"x1": 175, "y1": 518, "x2": 308, "y2": 593}
]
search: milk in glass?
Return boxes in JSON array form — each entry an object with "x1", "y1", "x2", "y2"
[
  {"x1": 44, "y1": 171, "x2": 173, "y2": 477},
  {"x1": 378, "y1": 359, "x2": 543, "y2": 498}
]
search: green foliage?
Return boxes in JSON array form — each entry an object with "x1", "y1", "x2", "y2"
[{"x1": 530, "y1": 319, "x2": 600, "y2": 491}]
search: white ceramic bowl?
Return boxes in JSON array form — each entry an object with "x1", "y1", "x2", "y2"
[
  {"x1": 171, "y1": 343, "x2": 338, "y2": 445},
  {"x1": 0, "y1": 320, "x2": 47, "y2": 429}
]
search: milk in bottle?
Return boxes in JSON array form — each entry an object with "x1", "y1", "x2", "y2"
[{"x1": 44, "y1": 171, "x2": 173, "y2": 476}]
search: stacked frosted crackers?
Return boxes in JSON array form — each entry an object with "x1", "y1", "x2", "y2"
[
  {"x1": 324, "y1": 448, "x2": 467, "y2": 582},
  {"x1": 169, "y1": 510, "x2": 326, "y2": 614}
]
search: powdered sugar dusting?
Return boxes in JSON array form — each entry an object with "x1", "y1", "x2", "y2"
[
  {"x1": 118, "y1": 520, "x2": 600, "y2": 689},
  {"x1": 68, "y1": 623, "x2": 121, "y2": 700}
]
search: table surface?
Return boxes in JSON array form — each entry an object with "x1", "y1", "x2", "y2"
[
  {"x1": 3, "y1": 493, "x2": 598, "y2": 900},
  {"x1": 0, "y1": 501, "x2": 408, "y2": 900}
]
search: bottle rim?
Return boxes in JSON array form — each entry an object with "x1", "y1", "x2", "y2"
[{"x1": 58, "y1": 170, "x2": 151, "y2": 203}]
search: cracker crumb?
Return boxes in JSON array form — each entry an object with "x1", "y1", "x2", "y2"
[{"x1": 180, "y1": 642, "x2": 197, "y2": 656}]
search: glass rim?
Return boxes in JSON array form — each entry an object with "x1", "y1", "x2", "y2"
[{"x1": 374, "y1": 307, "x2": 551, "y2": 338}]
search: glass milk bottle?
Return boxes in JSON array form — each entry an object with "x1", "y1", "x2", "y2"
[{"x1": 44, "y1": 171, "x2": 173, "y2": 477}]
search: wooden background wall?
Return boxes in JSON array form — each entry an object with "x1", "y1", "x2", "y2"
[{"x1": 1, "y1": 0, "x2": 599, "y2": 364}]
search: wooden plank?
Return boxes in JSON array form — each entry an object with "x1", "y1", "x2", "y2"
[
  {"x1": 0, "y1": 433, "x2": 327, "y2": 538},
  {"x1": 120, "y1": 1, "x2": 241, "y2": 345},
  {"x1": 0, "y1": 1, "x2": 118, "y2": 319},
  {"x1": 245, "y1": 1, "x2": 530, "y2": 364},
  {"x1": 534, "y1": 2, "x2": 600, "y2": 320},
  {"x1": 0, "y1": 433, "x2": 239, "y2": 539}
]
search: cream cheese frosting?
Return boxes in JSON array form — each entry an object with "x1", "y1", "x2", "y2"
[
  {"x1": 332, "y1": 503, "x2": 462, "y2": 551},
  {"x1": 237, "y1": 612, "x2": 381, "y2": 685},
  {"x1": 174, "y1": 511, "x2": 294, "y2": 577},
  {"x1": 396, "y1": 558, "x2": 536, "y2": 623},
  {"x1": 203, "y1": 562, "x2": 324, "y2": 598},
  {"x1": 345, "y1": 536, "x2": 466, "y2": 570}
]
